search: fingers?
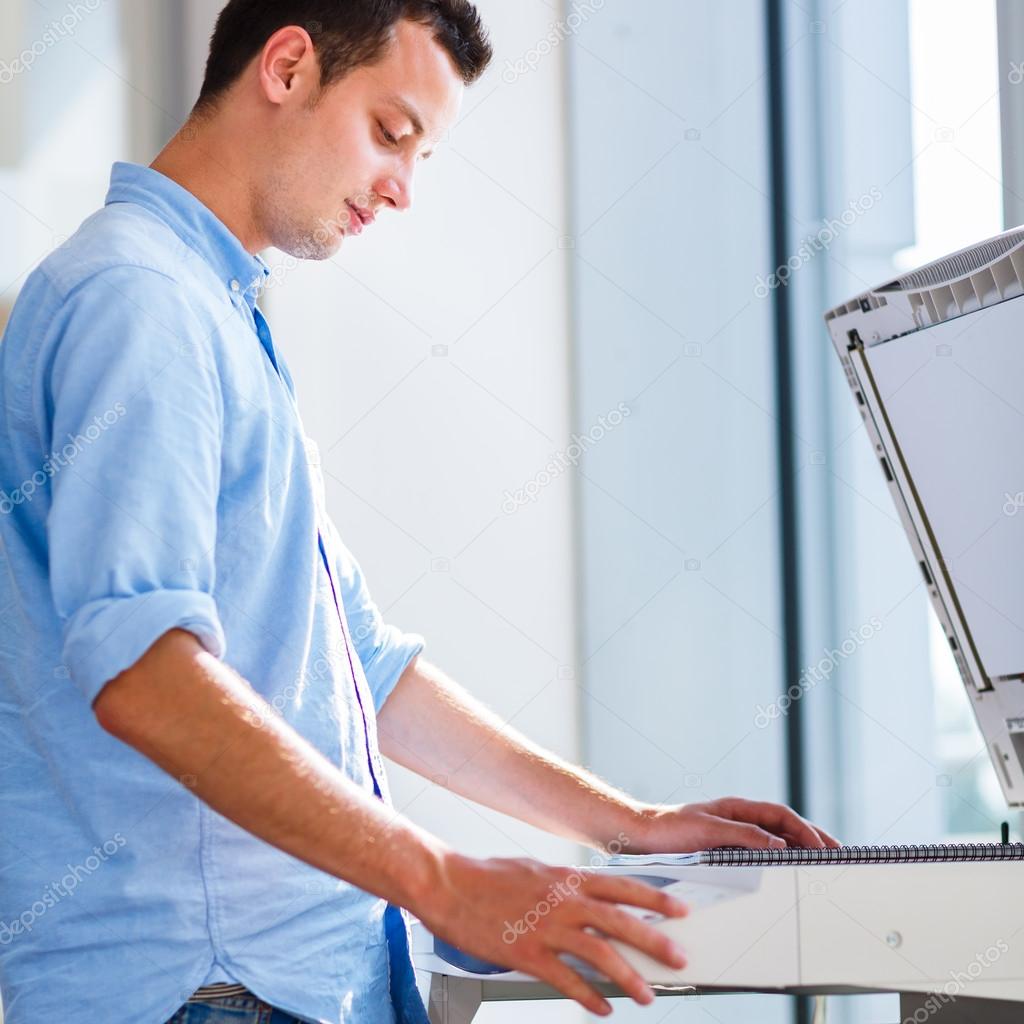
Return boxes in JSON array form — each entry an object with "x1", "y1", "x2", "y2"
[
  {"x1": 717, "y1": 798, "x2": 827, "y2": 849},
  {"x1": 813, "y1": 825, "x2": 842, "y2": 849},
  {"x1": 550, "y1": 927, "x2": 657, "y2": 1007},
  {"x1": 530, "y1": 954, "x2": 613, "y2": 1017},
  {"x1": 582, "y1": 873, "x2": 688, "y2": 918},
  {"x1": 708, "y1": 817, "x2": 788, "y2": 850},
  {"x1": 582, "y1": 900, "x2": 688, "y2": 971},
  {"x1": 508, "y1": 882, "x2": 686, "y2": 1015}
]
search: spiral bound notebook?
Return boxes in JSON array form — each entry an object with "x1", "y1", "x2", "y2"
[{"x1": 611, "y1": 842, "x2": 1024, "y2": 867}]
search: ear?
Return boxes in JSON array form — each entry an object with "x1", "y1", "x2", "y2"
[{"x1": 258, "y1": 26, "x2": 317, "y2": 106}]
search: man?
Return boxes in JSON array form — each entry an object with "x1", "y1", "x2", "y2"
[{"x1": 0, "y1": 2, "x2": 838, "y2": 1022}]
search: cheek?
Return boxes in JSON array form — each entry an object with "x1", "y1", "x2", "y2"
[{"x1": 330, "y1": 132, "x2": 391, "y2": 194}]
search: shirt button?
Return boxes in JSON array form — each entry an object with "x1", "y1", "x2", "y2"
[{"x1": 230, "y1": 279, "x2": 240, "y2": 293}]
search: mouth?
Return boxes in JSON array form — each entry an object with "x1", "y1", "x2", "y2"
[{"x1": 345, "y1": 200, "x2": 375, "y2": 235}]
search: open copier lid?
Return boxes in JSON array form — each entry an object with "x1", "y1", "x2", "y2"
[{"x1": 825, "y1": 226, "x2": 1024, "y2": 805}]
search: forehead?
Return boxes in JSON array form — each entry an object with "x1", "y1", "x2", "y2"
[{"x1": 348, "y1": 19, "x2": 464, "y2": 138}]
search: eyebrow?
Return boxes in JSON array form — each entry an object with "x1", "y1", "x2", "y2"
[{"x1": 383, "y1": 94, "x2": 435, "y2": 159}]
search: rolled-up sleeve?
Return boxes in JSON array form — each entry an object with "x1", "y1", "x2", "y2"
[
  {"x1": 328, "y1": 522, "x2": 424, "y2": 713},
  {"x1": 43, "y1": 266, "x2": 226, "y2": 706}
]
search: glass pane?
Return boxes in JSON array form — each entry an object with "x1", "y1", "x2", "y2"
[{"x1": 904, "y1": 0, "x2": 1008, "y2": 840}]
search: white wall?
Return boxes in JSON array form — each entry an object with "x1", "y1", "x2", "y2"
[
  {"x1": 0, "y1": 0, "x2": 127, "y2": 305},
  {"x1": 565, "y1": 3, "x2": 793, "y2": 1021}
]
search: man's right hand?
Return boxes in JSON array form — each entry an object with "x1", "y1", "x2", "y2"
[{"x1": 416, "y1": 853, "x2": 689, "y2": 1017}]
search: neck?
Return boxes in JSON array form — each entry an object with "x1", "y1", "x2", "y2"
[{"x1": 151, "y1": 116, "x2": 269, "y2": 254}]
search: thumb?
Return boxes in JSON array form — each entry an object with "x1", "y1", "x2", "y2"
[{"x1": 708, "y1": 819, "x2": 786, "y2": 850}]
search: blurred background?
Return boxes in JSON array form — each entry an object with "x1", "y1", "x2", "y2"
[{"x1": 1, "y1": 0, "x2": 1022, "y2": 1021}]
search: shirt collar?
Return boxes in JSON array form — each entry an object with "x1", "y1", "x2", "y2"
[{"x1": 105, "y1": 162, "x2": 270, "y2": 308}]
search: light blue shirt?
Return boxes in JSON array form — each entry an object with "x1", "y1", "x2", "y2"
[{"x1": 0, "y1": 162, "x2": 428, "y2": 1024}]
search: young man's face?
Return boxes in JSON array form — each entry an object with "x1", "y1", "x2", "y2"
[{"x1": 258, "y1": 18, "x2": 464, "y2": 259}]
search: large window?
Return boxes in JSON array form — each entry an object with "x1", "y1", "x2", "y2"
[
  {"x1": 793, "y1": 0, "x2": 1008, "y2": 853},
  {"x1": 785, "y1": 1, "x2": 1008, "y2": 1021},
  {"x1": 902, "y1": 0, "x2": 1008, "y2": 839}
]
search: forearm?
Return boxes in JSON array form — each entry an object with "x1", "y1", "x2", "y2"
[
  {"x1": 377, "y1": 658, "x2": 647, "y2": 850},
  {"x1": 94, "y1": 629, "x2": 447, "y2": 911}
]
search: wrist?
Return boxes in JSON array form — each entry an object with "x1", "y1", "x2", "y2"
[
  {"x1": 588, "y1": 798, "x2": 662, "y2": 855},
  {"x1": 395, "y1": 829, "x2": 453, "y2": 916},
  {"x1": 405, "y1": 847, "x2": 480, "y2": 929},
  {"x1": 615, "y1": 802, "x2": 671, "y2": 855}
]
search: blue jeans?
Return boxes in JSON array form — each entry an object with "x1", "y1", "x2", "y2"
[{"x1": 164, "y1": 992, "x2": 307, "y2": 1023}]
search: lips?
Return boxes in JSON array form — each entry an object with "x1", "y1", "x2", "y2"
[{"x1": 345, "y1": 201, "x2": 374, "y2": 233}]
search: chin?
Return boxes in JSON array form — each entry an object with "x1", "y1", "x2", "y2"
[
  {"x1": 275, "y1": 230, "x2": 342, "y2": 262},
  {"x1": 322, "y1": 226, "x2": 346, "y2": 256}
]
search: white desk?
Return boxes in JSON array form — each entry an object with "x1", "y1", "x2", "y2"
[
  {"x1": 413, "y1": 859, "x2": 1024, "y2": 1023},
  {"x1": 414, "y1": 929, "x2": 1024, "y2": 1024},
  {"x1": 415, "y1": 956, "x2": 1024, "y2": 1024}
]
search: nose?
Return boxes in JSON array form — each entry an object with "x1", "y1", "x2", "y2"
[{"x1": 376, "y1": 163, "x2": 415, "y2": 213}]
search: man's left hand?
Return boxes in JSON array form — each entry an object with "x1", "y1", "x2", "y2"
[{"x1": 627, "y1": 797, "x2": 841, "y2": 853}]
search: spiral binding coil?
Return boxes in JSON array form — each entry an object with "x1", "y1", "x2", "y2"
[{"x1": 703, "y1": 842, "x2": 1024, "y2": 866}]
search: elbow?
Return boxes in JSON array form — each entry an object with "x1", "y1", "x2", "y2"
[
  {"x1": 91, "y1": 628, "x2": 203, "y2": 740},
  {"x1": 92, "y1": 671, "x2": 140, "y2": 740}
]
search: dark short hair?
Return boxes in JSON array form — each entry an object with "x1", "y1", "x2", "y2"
[{"x1": 195, "y1": 0, "x2": 492, "y2": 113}]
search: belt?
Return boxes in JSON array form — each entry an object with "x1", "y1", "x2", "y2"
[{"x1": 188, "y1": 982, "x2": 252, "y2": 1003}]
